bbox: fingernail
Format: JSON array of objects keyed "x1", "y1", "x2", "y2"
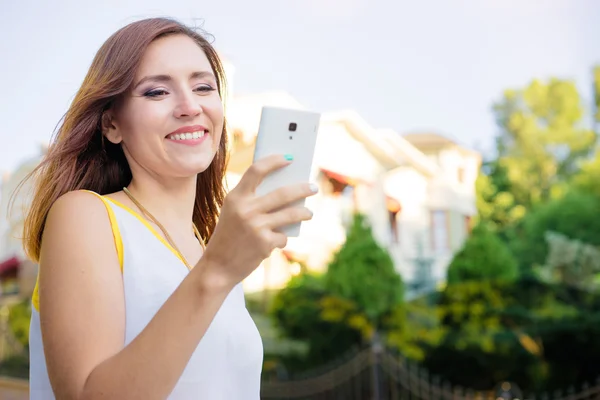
[
  {"x1": 309, "y1": 183, "x2": 319, "y2": 193},
  {"x1": 284, "y1": 154, "x2": 294, "y2": 161}
]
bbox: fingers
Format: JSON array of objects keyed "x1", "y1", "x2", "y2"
[
  {"x1": 264, "y1": 206, "x2": 314, "y2": 230},
  {"x1": 235, "y1": 155, "x2": 292, "y2": 194},
  {"x1": 269, "y1": 231, "x2": 288, "y2": 250},
  {"x1": 254, "y1": 182, "x2": 318, "y2": 214}
]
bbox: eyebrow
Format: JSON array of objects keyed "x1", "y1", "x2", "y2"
[{"x1": 133, "y1": 71, "x2": 216, "y2": 90}]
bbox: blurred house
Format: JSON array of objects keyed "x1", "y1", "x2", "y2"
[
  {"x1": 225, "y1": 93, "x2": 481, "y2": 297},
  {"x1": 388, "y1": 132, "x2": 481, "y2": 296}
]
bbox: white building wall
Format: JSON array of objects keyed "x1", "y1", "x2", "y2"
[{"x1": 0, "y1": 155, "x2": 42, "y2": 261}]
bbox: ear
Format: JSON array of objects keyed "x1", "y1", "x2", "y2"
[{"x1": 101, "y1": 111, "x2": 122, "y2": 144}]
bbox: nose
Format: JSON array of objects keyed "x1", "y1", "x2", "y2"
[{"x1": 174, "y1": 92, "x2": 202, "y2": 118}]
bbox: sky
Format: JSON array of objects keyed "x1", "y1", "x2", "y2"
[{"x1": 1, "y1": 0, "x2": 599, "y2": 174}]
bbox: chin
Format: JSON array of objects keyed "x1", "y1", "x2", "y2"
[{"x1": 180, "y1": 155, "x2": 217, "y2": 177}]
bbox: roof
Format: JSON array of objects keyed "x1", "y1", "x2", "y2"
[
  {"x1": 321, "y1": 110, "x2": 402, "y2": 171},
  {"x1": 403, "y1": 132, "x2": 456, "y2": 147},
  {"x1": 403, "y1": 132, "x2": 481, "y2": 161}
]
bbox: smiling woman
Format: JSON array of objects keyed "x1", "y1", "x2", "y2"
[{"x1": 17, "y1": 17, "x2": 317, "y2": 400}]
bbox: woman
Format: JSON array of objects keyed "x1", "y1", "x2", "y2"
[{"x1": 23, "y1": 17, "x2": 317, "y2": 399}]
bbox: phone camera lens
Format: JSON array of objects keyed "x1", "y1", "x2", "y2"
[{"x1": 288, "y1": 122, "x2": 297, "y2": 132}]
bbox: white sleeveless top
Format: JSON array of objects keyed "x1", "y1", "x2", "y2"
[{"x1": 28, "y1": 191, "x2": 264, "y2": 399}]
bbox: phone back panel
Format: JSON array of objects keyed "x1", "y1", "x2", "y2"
[{"x1": 252, "y1": 106, "x2": 321, "y2": 236}]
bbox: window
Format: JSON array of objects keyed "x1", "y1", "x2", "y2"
[
  {"x1": 431, "y1": 210, "x2": 449, "y2": 252},
  {"x1": 340, "y1": 185, "x2": 355, "y2": 213},
  {"x1": 321, "y1": 169, "x2": 357, "y2": 215},
  {"x1": 322, "y1": 171, "x2": 350, "y2": 196},
  {"x1": 387, "y1": 197, "x2": 401, "y2": 244}
]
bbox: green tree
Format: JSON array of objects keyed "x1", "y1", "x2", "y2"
[
  {"x1": 478, "y1": 78, "x2": 596, "y2": 235},
  {"x1": 325, "y1": 213, "x2": 404, "y2": 326},
  {"x1": 574, "y1": 66, "x2": 600, "y2": 196},
  {"x1": 447, "y1": 223, "x2": 518, "y2": 284},
  {"x1": 494, "y1": 78, "x2": 595, "y2": 203},
  {"x1": 475, "y1": 163, "x2": 526, "y2": 236},
  {"x1": 513, "y1": 191, "x2": 600, "y2": 272}
]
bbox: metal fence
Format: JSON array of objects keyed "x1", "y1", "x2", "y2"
[{"x1": 261, "y1": 345, "x2": 600, "y2": 400}]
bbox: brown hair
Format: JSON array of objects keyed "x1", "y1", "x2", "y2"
[{"x1": 20, "y1": 17, "x2": 229, "y2": 262}]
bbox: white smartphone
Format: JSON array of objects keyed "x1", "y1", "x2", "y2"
[{"x1": 252, "y1": 106, "x2": 321, "y2": 237}]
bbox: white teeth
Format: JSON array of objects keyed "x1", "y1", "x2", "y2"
[{"x1": 168, "y1": 131, "x2": 206, "y2": 140}]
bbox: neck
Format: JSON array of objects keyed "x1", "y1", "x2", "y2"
[{"x1": 126, "y1": 175, "x2": 197, "y2": 229}]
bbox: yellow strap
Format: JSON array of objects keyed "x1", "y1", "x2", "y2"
[
  {"x1": 32, "y1": 191, "x2": 124, "y2": 312},
  {"x1": 102, "y1": 197, "x2": 185, "y2": 265}
]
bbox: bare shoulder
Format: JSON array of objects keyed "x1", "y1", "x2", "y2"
[
  {"x1": 40, "y1": 188, "x2": 122, "y2": 291},
  {"x1": 46, "y1": 190, "x2": 112, "y2": 231},
  {"x1": 40, "y1": 189, "x2": 121, "y2": 278}
]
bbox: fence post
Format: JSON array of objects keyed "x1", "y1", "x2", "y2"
[
  {"x1": 371, "y1": 331, "x2": 383, "y2": 400},
  {"x1": 494, "y1": 382, "x2": 523, "y2": 400}
]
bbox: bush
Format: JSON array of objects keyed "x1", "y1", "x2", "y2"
[
  {"x1": 269, "y1": 272, "x2": 363, "y2": 372},
  {"x1": 513, "y1": 191, "x2": 600, "y2": 271},
  {"x1": 423, "y1": 275, "x2": 600, "y2": 393},
  {"x1": 8, "y1": 299, "x2": 31, "y2": 349},
  {"x1": 447, "y1": 223, "x2": 518, "y2": 284}
]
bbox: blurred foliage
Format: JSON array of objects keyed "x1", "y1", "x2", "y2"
[
  {"x1": 475, "y1": 161, "x2": 527, "y2": 238},
  {"x1": 269, "y1": 272, "x2": 363, "y2": 372},
  {"x1": 422, "y1": 275, "x2": 600, "y2": 392},
  {"x1": 8, "y1": 299, "x2": 31, "y2": 349},
  {"x1": 493, "y1": 78, "x2": 595, "y2": 202},
  {"x1": 0, "y1": 300, "x2": 31, "y2": 379},
  {"x1": 538, "y1": 231, "x2": 600, "y2": 290},
  {"x1": 512, "y1": 191, "x2": 600, "y2": 272},
  {"x1": 384, "y1": 294, "x2": 445, "y2": 361},
  {"x1": 0, "y1": 354, "x2": 29, "y2": 379},
  {"x1": 424, "y1": 279, "x2": 542, "y2": 390},
  {"x1": 447, "y1": 223, "x2": 518, "y2": 284},
  {"x1": 478, "y1": 77, "x2": 596, "y2": 239}
]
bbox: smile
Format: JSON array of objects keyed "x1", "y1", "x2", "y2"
[{"x1": 166, "y1": 130, "x2": 207, "y2": 141}]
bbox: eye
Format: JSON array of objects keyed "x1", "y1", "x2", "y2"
[
  {"x1": 144, "y1": 89, "x2": 169, "y2": 98},
  {"x1": 194, "y1": 84, "x2": 216, "y2": 93}
]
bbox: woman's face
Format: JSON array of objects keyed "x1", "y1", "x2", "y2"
[{"x1": 105, "y1": 34, "x2": 224, "y2": 179}]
